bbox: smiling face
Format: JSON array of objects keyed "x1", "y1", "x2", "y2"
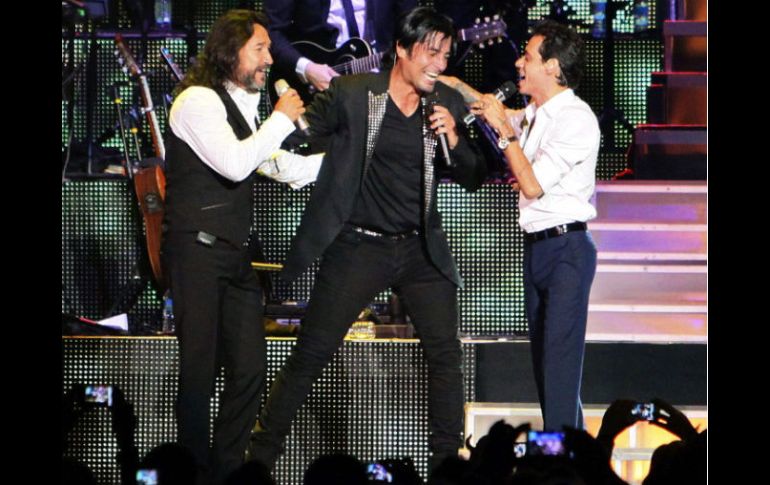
[
  {"x1": 233, "y1": 23, "x2": 272, "y2": 93},
  {"x1": 514, "y1": 34, "x2": 553, "y2": 106},
  {"x1": 395, "y1": 32, "x2": 452, "y2": 94}
]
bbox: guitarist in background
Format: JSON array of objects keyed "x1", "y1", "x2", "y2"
[
  {"x1": 264, "y1": 0, "x2": 416, "y2": 93},
  {"x1": 162, "y1": 9, "x2": 322, "y2": 484}
]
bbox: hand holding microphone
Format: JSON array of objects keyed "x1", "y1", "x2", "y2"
[
  {"x1": 465, "y1": 80, "x2": 517, "y2": 126},
  {"x1": 427, "y1": 92, "x2": 458, "y2": 168},
  {"x1": 470, "y1": 92, "x2": 515, "y2": 138},
  {"x1": 273, "y1": 79, "x2": 310, "y2": 135}
]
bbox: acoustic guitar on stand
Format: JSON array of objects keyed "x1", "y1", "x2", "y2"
[{"x1": 114, "y1": 34, "x2": 167, "y2": 288}]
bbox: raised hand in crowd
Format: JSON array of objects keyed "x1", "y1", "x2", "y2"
[
  {"x1": 596, "y1": 399, "x2": 642, "y2": 455},
  {"x1": 649, "y1": 397, "x2": 700, "y2": 442},
  {"x1": 564, "y1": 427, "x2": 629, "y2": 485}
]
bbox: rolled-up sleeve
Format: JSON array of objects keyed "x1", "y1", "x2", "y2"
[
  {"x1": 257, "y1": 151, "x2": 324, "y2": 189},
  {"x1": 169, "y1": 87, "x2": 296, "y2": 182},
  {"x1": 532, "y1": 109, "x2": 600, "y2": 194}
]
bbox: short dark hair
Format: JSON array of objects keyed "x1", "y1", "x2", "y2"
[
  {"x1": 532, "y1": 19, "x2": 585, "y2": 89},
  {"x1": 394, "y1": 6, "x2": 456, "y2": 57},
  {"x1": 177, "y1": 9, "x2": 268, "y2": 92}
]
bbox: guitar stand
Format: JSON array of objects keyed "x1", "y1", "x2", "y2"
[{"x1": 103, "y1": 86, "x2": 162, "y2": 332}]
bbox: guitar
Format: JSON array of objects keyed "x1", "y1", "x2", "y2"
[
  {"x1": 267, "y1": 17, "x2": 508, "y2": 106},
  {"x1": 160, "y1": 46, "x2": 185, "y2": 84},
  {"x1": 114, "y1": 34, "x2": 167, "y2": 288}
]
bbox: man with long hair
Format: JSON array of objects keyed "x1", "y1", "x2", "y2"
[{"x1": 162, "y1": 9, "x2": 321, "y2": 483}]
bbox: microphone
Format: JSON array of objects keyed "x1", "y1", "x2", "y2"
[
  {"x1": 463, "y1": 80, "x2": 518, "y2": 127},
  {"x1": 273, "y1": 79, "x2": 310, "y2": 135},
  {"x1": 493, "y1": 80, "x2": 517, "y2": 102},
  {"x1": 427, "y1": 92, "x2": 454, "y2": 168}
]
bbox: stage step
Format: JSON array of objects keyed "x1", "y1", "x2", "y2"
[
  {"x1": 465, "y1": 402, "x2": 708, "y2": 485},
  {"x1": 593, "y1": 180, "x2": 706, "y2": 223},
  {"x1": 680, "y1": 0, "x2": 707, "y2": 21},
  {"x1": 591, "y1": 265, "x2": 706, "y2": 303},
  {"x1": 663, "y1": 20, "x2": 706, "y2": 72},
  {"x1": 585, "y1": 309, "x2": 706, "y2": 342},
  {"x1": 587, "y1": 181, "x2": 707, "y2": 343},
  {"x1": 647, "y1": 72, "x2": 707, "y2": 124},
  {"x1": 631, "y1": 125, "x2": 706, "y2": 180},
  {"x1": 591, "y1": 223, "x2": 706, "y2": 255}
]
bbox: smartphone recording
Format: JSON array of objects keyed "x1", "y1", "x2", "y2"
[
  {"x1": 83, "y1": 385, "x2": 113, "y2": 407},
  {"x1": 526, "y1": 431, "x2": 567, "y2": 456}
]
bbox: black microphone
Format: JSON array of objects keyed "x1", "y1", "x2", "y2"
[
  {"x1": 463, "y1": 80, "x2": 518, "y2": 126},
  {"x1": 493, "y1": 80, "x2": 517, "y2": 102},
  {"x1": 427, "y1": 92, "x2": 454, "y2": 168},
  {"x1": 273, "y1": 79, "x2": 310, "y2": 135}
]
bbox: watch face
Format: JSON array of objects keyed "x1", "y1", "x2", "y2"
[{"x1": 498, "y1": 137, "x2": 510, "y2": 150}]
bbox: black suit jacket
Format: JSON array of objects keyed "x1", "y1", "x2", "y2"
[
  {"x1": 280, "y1": 71, "x2": 487, "y2": 287},
  {"x1": 264, "y1": 0, "x2": 417, "y2": 74}
]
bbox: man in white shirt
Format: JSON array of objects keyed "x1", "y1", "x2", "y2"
[
  {"x1": 473, "y1": 20, "x2": 600, "y2": 432},
  {"x1": 161, "y1": 9, "x2": 322, "y2": 484}
]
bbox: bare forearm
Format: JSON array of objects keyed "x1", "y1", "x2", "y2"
[
  {"x1": 502, "y1": 142, "x2": 543, "y2": 199},
  {"x1": 437, "y1": 75, "x2": 482, "y2": 104}
]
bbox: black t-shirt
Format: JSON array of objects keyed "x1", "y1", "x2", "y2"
[{"x1": 348, "y1": 96, "x2": 423, "y2": 233}]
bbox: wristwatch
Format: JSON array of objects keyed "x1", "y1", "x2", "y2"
[{"x1": 498, "y1": 133, "x2": 518, "y2": 150}]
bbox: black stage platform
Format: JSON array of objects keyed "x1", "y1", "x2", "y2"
[{"x1": 62, "y1": 336, "x2": 705, "y2": 484}]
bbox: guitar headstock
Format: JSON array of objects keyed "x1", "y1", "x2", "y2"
[
  {"x1": 114, "y1": 34, "x2": 143, "y2": 77},
  {"x1": 159, "y1": 47, "x2": 185, "y2": 83},
  {"x1": 459, "y1": 15, "x2": 508, "y2": 48}
]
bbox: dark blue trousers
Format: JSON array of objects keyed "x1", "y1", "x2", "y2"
[
  {"x1": 250, "y1": 227, "x2": 464, "y2": 467},
  {"x1": 523, "y1": 230, "x2": 597, "y2": 431}
]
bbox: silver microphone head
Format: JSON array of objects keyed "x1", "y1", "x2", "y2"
[{"x1": 274, "y1": 79, "x2": 290, "y2": 96}]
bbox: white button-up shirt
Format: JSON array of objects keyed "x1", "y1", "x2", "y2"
[
  {"x1": 169, "y1": 81, "x2": 322, "y2": 189},
  {"x1": 510, "y1": 89, "x2": 600, "y2": 233}
]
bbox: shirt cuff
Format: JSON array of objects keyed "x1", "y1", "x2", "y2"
[
  {"x1": 295, "y1": 57, "x2": 311, "y2": 83},
  {"x1": 257, "y1": 151, "x2": 323, "y2": 189}
]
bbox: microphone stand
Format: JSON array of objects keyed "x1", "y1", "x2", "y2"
[
  {"x1": 598, "y1": 0, "x2": 635, "y2": 150},
  {"x1": 104, "y1": 83, "x2": 155, "y2": 329},
  {"x1": 109, "y1": 85, "x2": 135, "y2": 177}
]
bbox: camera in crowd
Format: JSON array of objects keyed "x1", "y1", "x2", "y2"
[
  {"x1": 81, "y1": 384, "x2": 114, "y2": 407},
  {"x1": 631, "y1": 402, "x2": 656, "y2": 421},
  {"x1": 526, "y1": 430, "x2": 568, "y2": 457},
  {"x1": 136, "y1": 468, "x2": 158, "y2": 485},
  {"x1": 367, "y1": 462, "x2": 393, "y2": 483}
]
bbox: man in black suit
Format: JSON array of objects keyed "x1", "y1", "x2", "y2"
[
  {"x1": 248, "y1": 6, "x2": 487, "y2": 471},
  {"x1": 264, "y1": 0, "x2": 416, "y2": 92}
]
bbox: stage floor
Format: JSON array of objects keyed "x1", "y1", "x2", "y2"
[{"x1": 62, "y1": 336, "x2": 705, "y2": 484}]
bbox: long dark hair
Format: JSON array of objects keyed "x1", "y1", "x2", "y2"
[{"x1": 175, "y1": 9, "x2": 268, "y2": 94}]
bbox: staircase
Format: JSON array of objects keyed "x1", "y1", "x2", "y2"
[
  {"x1": 587, "y1": 180, "x2": 706, "y2": 343},
  {"x1": 631, "y1": 0, "x2": 707, "y2": 180}
]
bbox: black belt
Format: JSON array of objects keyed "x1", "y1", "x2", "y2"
[
  {"x1": 348, "y1": 224, "x2": 419, "y2": 241},
  {"x1": 523, "y1": 221, "x2": 587, "y2": 243}
]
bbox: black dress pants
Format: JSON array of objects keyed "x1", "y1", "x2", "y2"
[
  {"x1": 249, "y1": 227, "x2": 464, "y2": 468},
  {"x1": 163, "y1": 232, "x2": 267, "y2": 484}
]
